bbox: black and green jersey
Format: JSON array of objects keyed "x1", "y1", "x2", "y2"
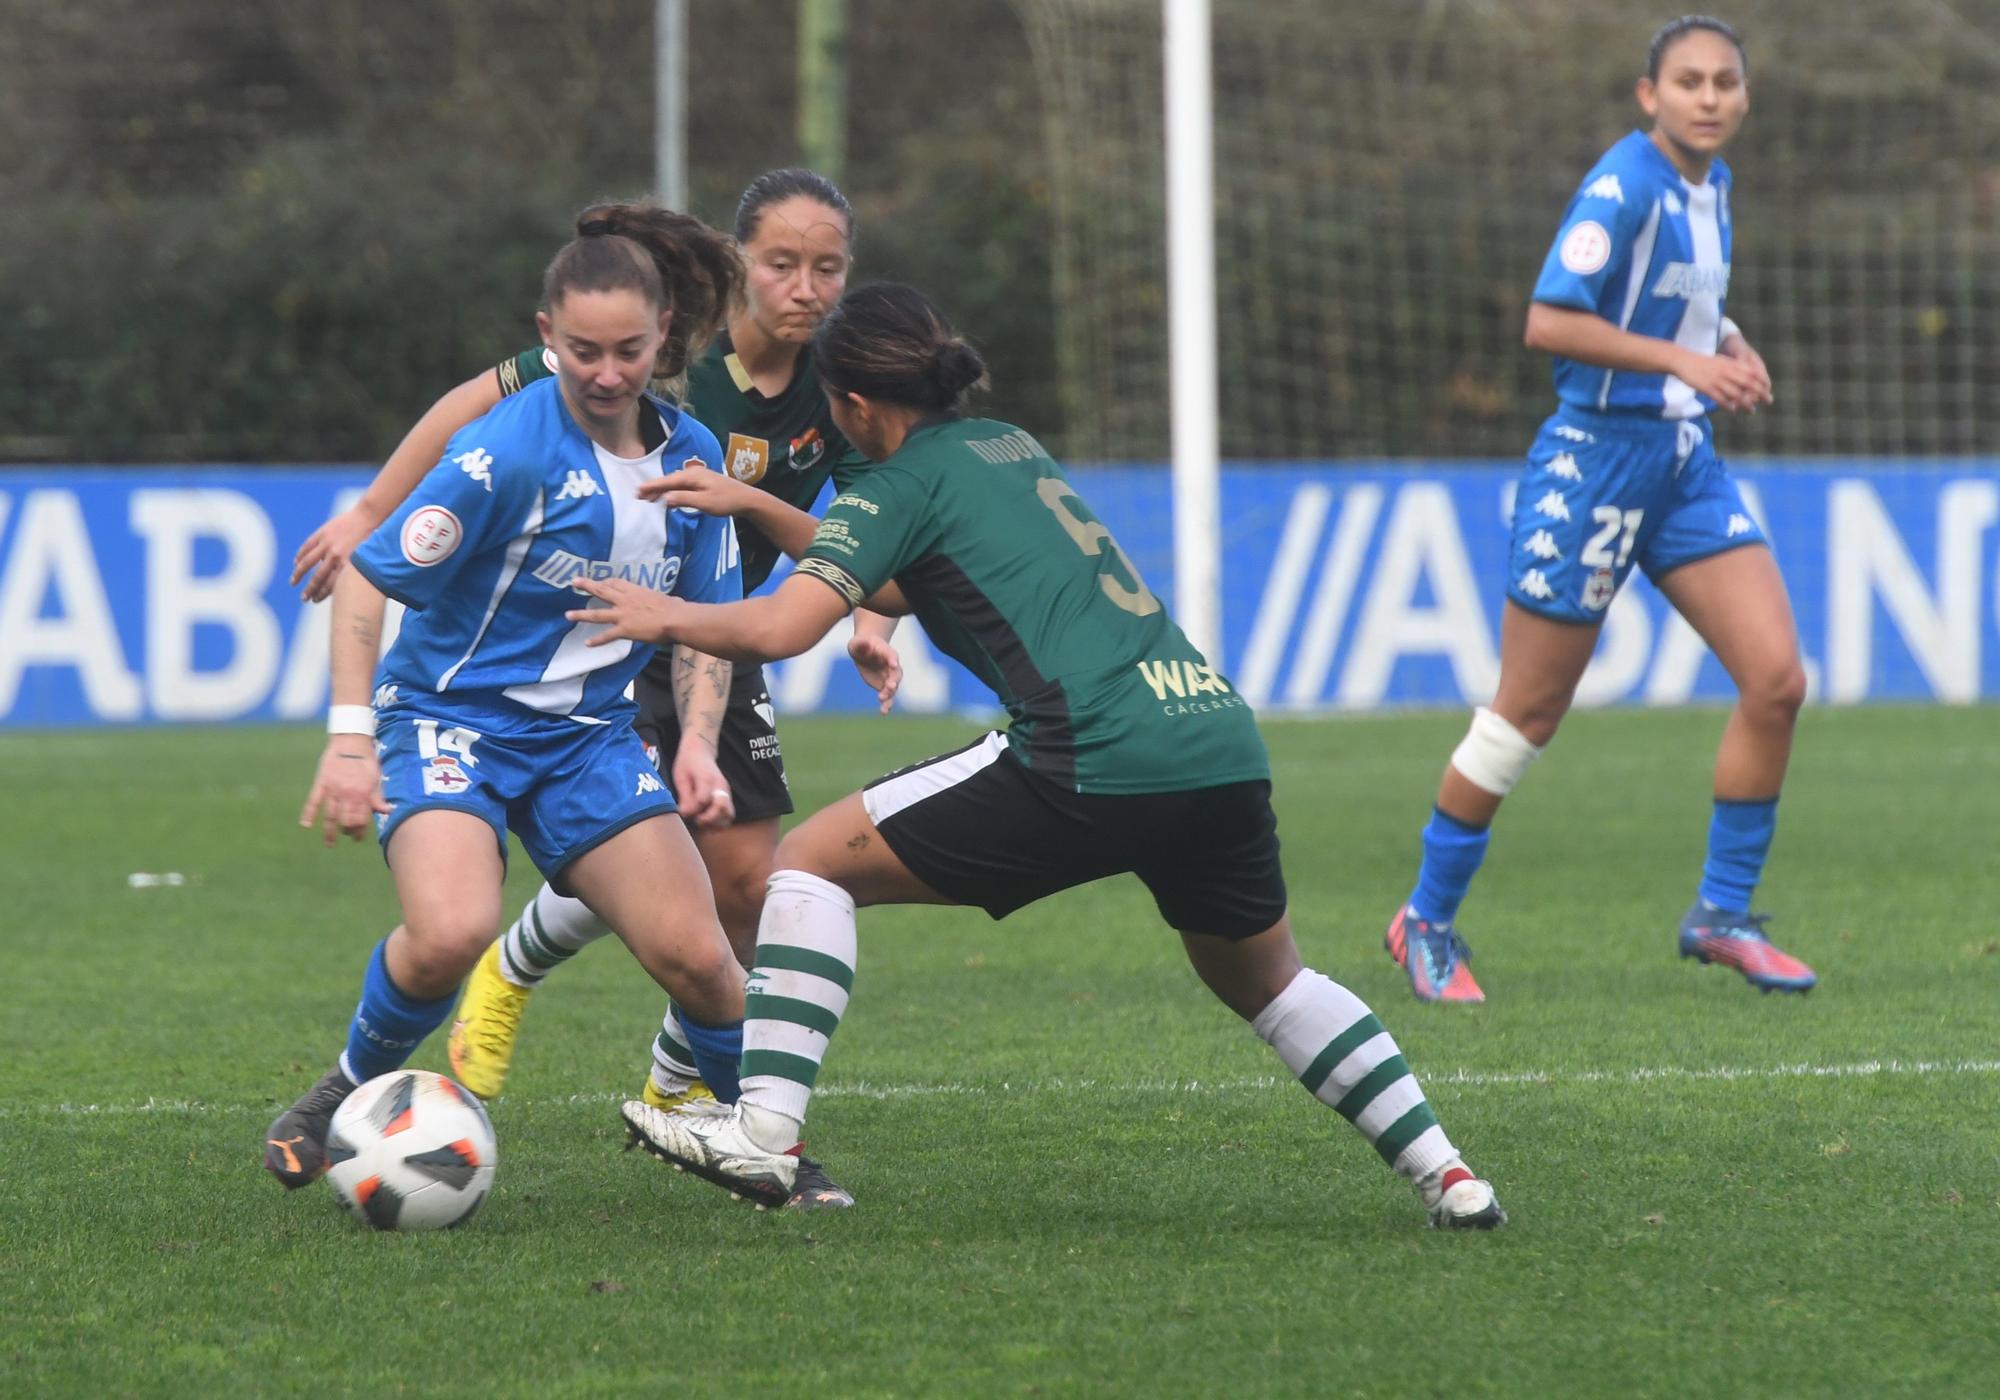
[
  {"x1": 496, "y1": 329, "x2": 864, "y2": 591},
  {"x1": 796, "y1": 418, "x2": 1269, "y2": 795}
]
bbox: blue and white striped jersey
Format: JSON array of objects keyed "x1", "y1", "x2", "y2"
[
  {"x1": 1532, "y1": 130, "x2": 1734, "y2": 421},
  {"x1": 352, "y1": 377, "x2": 741, "y2": 721}
]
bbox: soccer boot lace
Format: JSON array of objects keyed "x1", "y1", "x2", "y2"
[
  {"x1": 1386, "y1": 905, "x2": 1486, "y2": 1003},
  {"x1": 621, "y1": 1099, "x2": 798, "y2": 1209},
  {"x1": 1417, "y1": 1161, "x2": 1508, "y2": 1230},
  {"x1": 447, "y1": 941, "x2": 534, "y2": 1100},
  {"x1": 1678, "y1": 904, "x2": 1817, "y2": 993},
  {"x1": 262, "y1": 1066, "x2": 357, "y2": 1189},
  {"x1": 640, "y1": 1075, "x2": 721, "y2": 1113}
]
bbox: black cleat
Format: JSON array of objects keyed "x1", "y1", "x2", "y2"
[
  {"x1": 262, "y1": 1066, "x2": 357, "y2": 1189},
  {"x1": 787, "y1": 1155, "x2": 855, "y2": 1211}
]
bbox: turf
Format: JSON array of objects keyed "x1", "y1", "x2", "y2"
[{"x1": 3, "y1": 708, "x2": 1997, "y2": 1397}]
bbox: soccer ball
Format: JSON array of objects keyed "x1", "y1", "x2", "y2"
[{"x1": 325, "y1": 1070, "x2": 497, "y2": 1230}]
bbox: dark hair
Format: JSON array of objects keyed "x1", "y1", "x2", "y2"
[
  {"x1": 1646, "y1": 15, "x2": 1745, "y2": 79},
  {"x1": 813, "y1": 283, "x2": 988, "y2": 415},
  {"x1": 541, "y1": 202, "x2": 743, "y2": 379},
  {"x1": 733, "y1": 167, "x2": 856, "y2": 249}
]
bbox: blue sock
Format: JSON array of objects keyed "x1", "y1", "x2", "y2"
[
  {"x1": 676, "y1": 1007, "x2": 743, "y2": 1103},
  {"x1": 1698, "y1": 797, "x2": 1778, "y2": 913},
  {"x1": 1407, "y1": 807, "x2": 1491, "y2": 927},
  {"x1": 340, "y1": 939, "x2": 459, "y2": 1084}
]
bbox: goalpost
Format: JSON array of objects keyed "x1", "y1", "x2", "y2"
[{"x1": 1163, "y1": 0, "x2": 1223, "y2": 664}]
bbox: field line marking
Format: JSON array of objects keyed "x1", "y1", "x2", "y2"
[{"x1": 6, "y1": 1057, "x2": 1999, "y2": 1118}]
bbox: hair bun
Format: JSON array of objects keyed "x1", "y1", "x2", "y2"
[{"x1": 931, "y1": 339, "x2": 987, "y2": 398}]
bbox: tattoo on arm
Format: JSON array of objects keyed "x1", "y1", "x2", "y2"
[{"x1": 671, "y1": 644, "x2": 731, "y2": 749}]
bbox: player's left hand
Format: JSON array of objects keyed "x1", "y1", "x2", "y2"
[
  {"x1": 637, "y1": 465, "x2": 760, "y2": 517},
  {"x1": 567, "y1": 577, "x2": 682, "y2": 646},
  {"x1": 847, "y1": 633, "x2": 903, "y2": 715},
  {"x1": 671, "y1": 740, "x2": 735, "y2": 831},
  {"x1": 1716, "y1": 334, "x2": 1774, "y2": 406}
]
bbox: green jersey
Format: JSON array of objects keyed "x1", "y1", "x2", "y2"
[
  {"x1": 497, "y1": 330, "x2": 863, "y2": 591},
  {"x1": 796, "y1": 418, "x2": 1270, "y2": 794}
]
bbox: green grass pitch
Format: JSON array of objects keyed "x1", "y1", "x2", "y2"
[{"x1": 3, "y1": 707, "x2": 1997, "y2": 1396}]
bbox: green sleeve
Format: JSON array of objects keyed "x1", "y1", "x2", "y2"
[
  {"x1": 794, "y1": 470, "x2": 932, "y2": 608},
  {"x1": 493, "y1": 346, "x2": 555, "y2": 398}
]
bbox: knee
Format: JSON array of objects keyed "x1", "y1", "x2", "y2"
[
  {"x1": 393, "y1": 913, "x2": 495, "y2": 995},
  {"x1": 1742, "y1": 659, "x2": 1808, "y2": 728}
]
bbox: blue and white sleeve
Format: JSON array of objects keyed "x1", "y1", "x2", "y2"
[
  {"x1": 676, "y1": 513, "x2": 744, "y2": 606},
  {"x1": 1531, "y1": 166, "x2": 1648, "y2": 313},
  {"x1": 351, "y1": 431, "x2": 539, "y2": 611}
]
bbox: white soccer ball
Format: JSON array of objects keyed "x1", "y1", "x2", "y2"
[{"x1": 325, "y1": 1070, "x2": 497, "y2": 1231}]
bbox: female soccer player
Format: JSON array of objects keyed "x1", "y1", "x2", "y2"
[
  {"x1": 291, "y1": 174, "x2": 888, "y2": 1147},
  {"x1": 1383, "y1": 15, "x2": 1814, "y2": 1003},
  {"x1": 263, "y1": 219, "x2": 753, "y2": 1191},
  {"x1": 583, "y1": 283, "x2": 1506, "y2": 1229}
]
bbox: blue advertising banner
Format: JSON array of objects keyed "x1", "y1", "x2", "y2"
[{"x1": 1, "y1": 462, "x2": 1995, "y2": 727}]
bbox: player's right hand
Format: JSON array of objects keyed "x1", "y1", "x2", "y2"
[
  {"x1": 1676, "y1": 349, "x2": 1773, "y2": 414},
  {"x1": 300, "y1": 739, "x2": 391, "y2": 848},
  {"x1": 638, "y1": 465, "x2": 759, "y2": 517},
  {"x1": 293, "y1": 506, "x2": 379, "y2": 602}
]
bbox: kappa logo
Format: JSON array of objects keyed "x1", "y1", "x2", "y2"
[
  {"x1": 1518, "y1": 569, "x2": 1555, "y2": 601},
  {"x1": 1663, "y1": 189, "x2": 1683, "y2": 217},
  {"x1": 1534, "y1": 490, "x2": 1572, "y2": 523},
  {"x1": 555, "y1": 469, "x2": 600, "y2": 501},
  {"x1": 1524, "y1": 529, "x2": 1563, "y2": 561},
  {"x1": 1727, "y1": 513, "x2": 1754, "y2": 537},
  {"x1": 1581, "y1": 567, "x2": 1616, "y2": 612},
  {"x1": 1547, "y1": 452, "x2": 1584, "y2": 482},
  {"x1": 1583, "y1": 173, "x2": 1625, "y2": 204},
  {"x1": 455, "y1": 448, "x2": 493, "y2": 490},
  {"x1": 635, "y1": 770, "x2": 664, "y2": 796}
]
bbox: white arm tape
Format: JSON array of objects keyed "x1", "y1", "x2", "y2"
[
  {"x1": 327, "y1": 704, "x2": 376, "y2": 737},
  {"x1": 1718, "y1": 316, "x2": 1743, "y2": 345},
  {"x1": 1449, "y1": 706, "x2": 1541, "y2": 797}
]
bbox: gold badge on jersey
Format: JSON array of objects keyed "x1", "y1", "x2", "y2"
[{"x1": 726, "y1": 433, "x2": 770, "y2": 484}]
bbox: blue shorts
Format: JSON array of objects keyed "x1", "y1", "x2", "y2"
[
  {"x1": 1506, "y1": 407, "x2": 1767, "y2": 624},
  {"x1": 373, "y1": 692, "x2": 678, "y2": 889}
]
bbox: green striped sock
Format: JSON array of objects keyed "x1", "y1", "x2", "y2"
[
  {"x1": 739, "y1": 870, "x2": 856, "y2": 1128},
  {"x1": 1251, "y1": 968, "x2": 1457, "y2": 1179},
  {"x1": 498, "y1": 885, "x2": 609, "y2": 987}
]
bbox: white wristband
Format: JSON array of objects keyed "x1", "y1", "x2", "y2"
[
  {"x1": 1718, "y1": 316, "x2": 1742, "y2": 344},
  {"x1": 327, "y1": 704, "x2": 376, "y2": 737}
]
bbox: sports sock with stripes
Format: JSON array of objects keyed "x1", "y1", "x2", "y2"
[
  {"x1": 737, "y1": 869, "x2": 856, "y2": 1150},
  {"x1": 497, "y1": 884, "x2": 609, "y2": 987},
  {"x1": 1250, "y1": 967, "x2": 1458, "y2": 1181},
  {"x1": 649, "y1": 1003, "x2": 704, "y2": 1097}
]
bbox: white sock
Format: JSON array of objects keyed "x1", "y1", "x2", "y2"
[
  {"x1": 497, "y1": 884, "x2": 609, "y2": 987},
  {"x1": 737, "y1": 869, "x2": 857, "y2": 1136},
  {"x1": 1251, "y1": 968, "x2": 1458, "y2": 1180}
]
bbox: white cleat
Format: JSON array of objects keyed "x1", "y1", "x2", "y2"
[
  {"x1": 620, "y1": 1100, "x2": 798, "y2": 1209},
  {"x1": 1419, "y1": 1161, "x2": 1508, "y2": 1230}
]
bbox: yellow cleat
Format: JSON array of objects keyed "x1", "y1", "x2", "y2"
[
  {"x1": 640, "y1": 1076, "x2": 717, "y2": 1112},
  {"x1": 446, "y1": 942, "x2": 534, "y2": 1101}
]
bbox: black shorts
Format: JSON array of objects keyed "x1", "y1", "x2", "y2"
[
  {"x1": 863, "y1": 732, "x2": 1287, "y2": 940},
  {"x1": 632, "y1": 662, "x2": 795, "y2": 823}
]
